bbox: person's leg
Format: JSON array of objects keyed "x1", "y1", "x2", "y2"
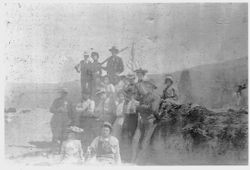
[
  {"x1": 81, "y1": 75, "x2": 88, "y2": 95},
  {"x1": 138, "y1": 122, "x2": 145, "y2": 150},
  {"x1": 130, "y1": 114, "x2": 138, "y2": 143}
]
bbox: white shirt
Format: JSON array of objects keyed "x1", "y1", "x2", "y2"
[
  {"x1": 76, "y1": 99, "x2": 95, "y2": 113},
  {"x1": 116, "y1": 101, "x2": 125, "y2": 117},
  {"x1": 105, "y1": 84, "x2": 115, "y2": 93}
]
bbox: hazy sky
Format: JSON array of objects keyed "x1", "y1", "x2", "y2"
[{"x1": 4, "y1": 3, "x2": 247, "y2": 83}]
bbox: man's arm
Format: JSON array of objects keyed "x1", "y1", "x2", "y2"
[
  {"x1": 74, "y1": 63, "x2": 81, "y2": 73},
  {"x1": 87, "y1": 100, "x2": 95, "y2": 115}
]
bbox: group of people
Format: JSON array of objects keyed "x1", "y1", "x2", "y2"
[
  {"x1": 74, "y1": 46, "x2": 124, "y2": 97},
  {"x1": 49, "y1": 46, "x2": 179, "y2": 165}
]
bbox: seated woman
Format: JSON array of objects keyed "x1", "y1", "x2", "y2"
[
  {"x1": 159, "y1": 75, "x2": 179, "y2": 115},
  {"x1": 86, "y1": 122, "x2": 121, "y2": 165},
  {"x1": 60, "y1": 131, "x2": 84, "y2": 164}
]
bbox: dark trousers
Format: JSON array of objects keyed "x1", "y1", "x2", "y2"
[
  {"x1": 79, "y1": 116, "x2": 102, "y2": 152},
  {"x1": 122, "y1": 114, "x2": 138, "y2": 143},
  {"x1": 81, "y1": 75, "x2": 93, "y2": 96}
]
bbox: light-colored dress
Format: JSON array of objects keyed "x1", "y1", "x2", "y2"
[{"x1": 60, "y1": 139, "x2": 83, "y2": 164}]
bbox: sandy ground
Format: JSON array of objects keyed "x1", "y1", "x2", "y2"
[
  {"x1": 4, "y1": 108, "x2": 248, "y2": 166},
  {"x1": 5, "y1": 108, "x2": 57, "y2": 165},
  {"x1": 5, "y1": 108, "x2": 135, "y2": 166}
]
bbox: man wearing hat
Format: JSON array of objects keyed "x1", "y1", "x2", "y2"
[
  {"x1": 102, "y1": 46, "x2": 124, "y2": 85},
  {"x1": 86, "y1": 122, "x2": 121, "y2": 164},
  {"x1": 75, "y1": 51, "x2": 92, "y2": 97},
  {"x1": 134, "y1": 68, "x2": 149, "y2": 102},
  {"x1": 50, "y1": 88, "x2": 73, "y2": 149}
]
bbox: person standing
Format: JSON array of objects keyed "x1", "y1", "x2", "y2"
[
  {"x1": 50, "y1": 88, "x2": 73, "y2": 148},
  {"x1": 90, "y1": 51, "x2": 102, "y2": 97},
  {"x1": 112, "y1": 91, "x2": 126, "y2": 141},
  {"x1": 75, "y1": 51, "x2": 92, "y2": 97},
  {"x1": 75, "y1": 92, "x2": 96, "y2": 152},
  {"x1": 86, "y1": 122, "x2": 121, "y2": 165},
  {"x1": 102, "y1": 46, "x2": 124, "y2": 85},
  {"x1": 134, "y1": 68, "x2": 149, "y2": 101}
]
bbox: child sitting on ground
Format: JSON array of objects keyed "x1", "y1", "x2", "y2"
[{"x1": 60, "y1": 131, "x2": 84, "y2": 164}]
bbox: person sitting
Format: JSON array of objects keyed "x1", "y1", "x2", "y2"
[
  {"x1": 60, "y1": 131, "x2": 84, "y2": 164},
  {"x1": 86, "y1": 122, "x2": 121, "y2": 165},
  {"x1": 159, "y1": 75, "x2": 179, "y2": 116},
  {"x1": 75, "y1": 92, "x2": 96, "y2": 152}
]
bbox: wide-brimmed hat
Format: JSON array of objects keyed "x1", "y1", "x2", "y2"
[
  {"x1": 144, "y1": 79, "x2": 157, "y2": 89},
  {"x1": 134, "y1": 68, "x2": 148, "y2": 75},
  {"x1": 57, "y1": 88, "x2": 68, "y2": 94},
  {"x1": 109, "y1": 46, "x2": 119, "y2": 53},
  {"x1": 68, "y1": 126, "x2": 84, "y2": 133},
  {"x1": 102, "y1": 121, "x2": 112, "y2": 131},
  {"x1": 83, "y1": 51, "x2": 89, "y2": 56},
  {"x1": 96, "y1": 89, "x2": 106, "y2": 95},
  {"x1": 91, "y1": 51, "x2": 99, "y2": 58},
  {"x1": 164, "y1": 75, "x2": 173, "y2": 84},
  {"x1": 126, "y1": 74, "x2": 136, "y2": 80}
]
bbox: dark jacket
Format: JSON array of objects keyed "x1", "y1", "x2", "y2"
[{"x1": 105, "y1": 56, "x2": 124, "y2": 75}]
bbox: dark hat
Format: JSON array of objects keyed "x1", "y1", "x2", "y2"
[
  {"x1": 134, "y1": 68, "x2": 148, "y2": 75},
  {"x1": 109, "y1": 46, "x2": 119, "y2": 53},
  {"x1": 91, "y1": 51, "x2": 99, "y2": 58},
  {"x1": 102, "y1": 121, "x2": 112, "y2": 131},
  {"x1": 144, "y1": 79, "x2": 157, "y2": 89},
  {"x1": 164, "y1": 75, "x2": 173, "y2": 84}
]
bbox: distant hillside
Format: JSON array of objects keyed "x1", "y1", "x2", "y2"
[
  {"x1": 148, "y1": 57, "x2": 248, "y2": 109},
  {"x1": 5, "y1": 57, "x2": 248, "y2": 110}
]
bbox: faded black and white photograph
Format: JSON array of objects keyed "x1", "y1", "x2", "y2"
[{"x1": 3, "y1": 2, "x2": 248, "y2": 166}]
